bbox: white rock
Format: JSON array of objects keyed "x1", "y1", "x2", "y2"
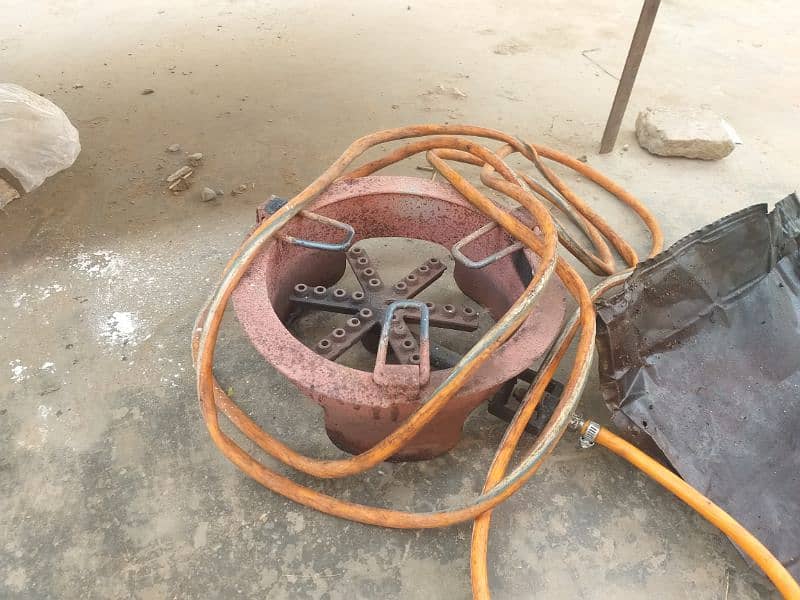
[
  {"x1": 635, "y1": 108, "x2": 735, "y2": 160},
  {"x1": 167, "y1": 143, "x2": 181, "y2": 152}
]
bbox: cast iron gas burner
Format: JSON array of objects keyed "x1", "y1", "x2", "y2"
[{"x1": 232, "y1": 176, "x2": 567, "y2": 460}]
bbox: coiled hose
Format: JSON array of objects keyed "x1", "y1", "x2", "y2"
[{"x1": 192, "y1": 125, "x2": 800, "y2": 599}]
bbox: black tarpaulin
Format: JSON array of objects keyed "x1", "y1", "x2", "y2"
[{"x1": 596, "y1": 193, "x2": 800, "y2": 578}]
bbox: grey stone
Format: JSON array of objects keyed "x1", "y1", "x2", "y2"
[
  {"x1": 165, "y1": 165, "x2": 192, "y2": 183},
  {"x1": 166, "y1": 143, "x2": 181, "y2": 152},
  {"x1": 200, "y1": 186, "x2": 217, "y2": 201},
  {"x1": 168, "y1": 178, "x2": 190, "y2": 192},
  {"x1": 187, "y1": 152, "x2": 203, "y2": 166},
  {"x1": 635, "y1": 107, "x2": 735, "y2": 160}
]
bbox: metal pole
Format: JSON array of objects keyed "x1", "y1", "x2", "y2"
[{"x1": 599, "y1": 0, "x2": 661, "y2": 154}]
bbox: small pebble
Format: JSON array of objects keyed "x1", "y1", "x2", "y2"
[
  {"x1": 141, "y1": 88, "x2": 155, "y2": 95},
  {"x1": 169, "y1": 179, "x2": 190, "y2": 192},
  {"x1": 187, "y1": 152, "x2": 203, "y2": 165},
  {"x1": 577, "y1": 155, "x2": 588, "y2": 163},
  {"x1": 232, "y1": 183, "x2": 248, "y2": 196},
  {"x1": 167, "y1": 143, "x2": 181, "y2": 152},
  {"x1": 200, "y1": 187, "x2": 217, "y2": 202},
  {"x1": 622, "y1": 144, "x2": 629, "y2": 151},
  {"x1": 73, "y1": 83, "x2": 84, "y2": 89},
  {"x1": 166, "y1": 165, "x2": 192, "y2": 183}
]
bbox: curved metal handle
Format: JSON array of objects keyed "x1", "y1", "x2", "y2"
[
  {"x1": 373, "y1": 300, "x2": 430, "y2": 389},
  {"x1": 283, "y1": 210, "x2": 355, "y2": 252},
  {"x1": 261, "y1": 195, "x2": 355, "y2": 252},
  {"x1": 451, "y1": 221, "x2": 524, "y2": 269}
]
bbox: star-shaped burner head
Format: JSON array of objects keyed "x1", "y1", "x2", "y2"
[{"x1": 290, "y1": 245, "x2": 480, "y2": 365}]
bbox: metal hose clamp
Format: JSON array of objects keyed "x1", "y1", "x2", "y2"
[{"x1": 579, "y1": 420, "x2": 601, "y2": 449}]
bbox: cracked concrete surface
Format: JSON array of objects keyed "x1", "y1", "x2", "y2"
[{"x1": 1, "y1": 0, "x2": 797, "y2": 598}]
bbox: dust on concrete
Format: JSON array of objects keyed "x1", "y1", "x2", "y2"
[{"x1": 1, "y1": 0, "x2": 795, "y2": 598}]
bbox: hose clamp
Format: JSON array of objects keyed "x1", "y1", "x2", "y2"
[{"x1": 579, "y1": 421, "x2": 601, "y2": 449}]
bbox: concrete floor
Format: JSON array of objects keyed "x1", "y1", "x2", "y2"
[{"x1": 1, "y1": 0, "x2": 797, "y2": 598}]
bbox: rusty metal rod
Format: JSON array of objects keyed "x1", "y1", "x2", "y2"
[{"x1": 599, "y1": 0, "x2": 662, "y2": 154}]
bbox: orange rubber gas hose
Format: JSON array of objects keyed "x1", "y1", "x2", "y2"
[
  {"x1": 412, "y1": 146, "x2": 617, "y2": 275},
  {"x1": 469, "y1": 272, "x2": 633, "y2": 599}
]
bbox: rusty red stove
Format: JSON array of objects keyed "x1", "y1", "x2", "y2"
[{"x1": 232, "y1": 176, "x2": 566, "y2": 460}]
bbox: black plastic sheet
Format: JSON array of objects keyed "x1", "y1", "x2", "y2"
[{"x1": 596, "y1": 194, "x2": 800, "y2": 578}]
